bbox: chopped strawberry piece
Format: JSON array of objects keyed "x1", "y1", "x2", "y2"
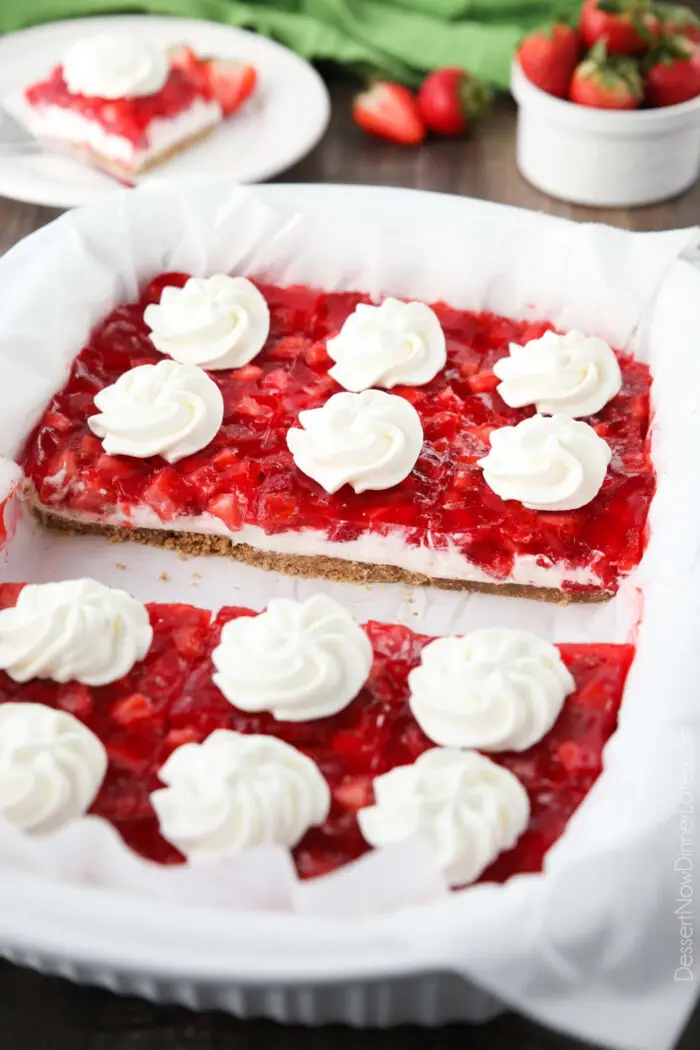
[
  {"x1": 261, "y1": 368, "x2": 292, "y2": 392},
  {"x1": 269, "y1": 336, "x2": 307, "y2": 361},
  {"x1": 57, "y1": 683, "x2": 93, "y2": 719},
  {"x1": 111, "y1": 693, "x2": 156, "y2": 727},
  {"x1": 333, "y1": 777, "x2": 375, "y2": 812},
  {"x1": 105, "y1": 734, "x2": 156, "y2": 774},
  {"x1": 143, "y1": 469, "x2": 192, "y2": 522},
  {"x1": 236, "y1": 395, "x2": 274, "y2": 420},
  {"x1": 165, "y1": 726, "x2": 203, "y2": 751},
  {"x1": 468, "y1": 371, "x2": 500, "y2": 393},
  {"x1": 257, "y1": 491, "x2": 299, "y2": 524},
  {"x1": 233, "y1": 364, "x2": 264, "y2": 382},
  {"x1": 171, "y1": 625, "x2": 207, "y2": 660},
  {"x1": 63, "y1": 475, "x2": 115, "y2": 513},
  {"x1": 212, "y1": 448, "x2": 240, "y2": 470},
  {"x1": 143, "y1": 272, "x2": 190, "y2": 305},
  {"x1": 78, "y1": 434, "x2": 103, "y2": 460},
  {"x1": 207, "y1": 492, "x2": 246, "y2": 531},
  {"x1": 45, "y1": 449, "x2": 79, "y2": 482},
  {"x1": 305, "y1": 342, "x2": 332, "y2": 369},
  {"x1": 0, "y1": 583, "x2": 24, "y2": 610},
  {"x1": 556, "y1": 740, "x2": 598, "y2": 776},
  {"x1": 44, "y1": 410, "x2": 73, "y2": 433},
  {"x1": 95, "y1": 453, "x2": 140, "y2": 479}
]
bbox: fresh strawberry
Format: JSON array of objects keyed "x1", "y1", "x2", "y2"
[
  {"x1": 579, "y1": 0, "x2": 658, "y2": 54},
  {"x1": 645, "y1": 33, "x2": 700, "y2": 104},
  {"x1": 570, "y1": 43, "x2": 644, "y2": 107},
  {"x1": 655, "y1": 3, "x2": 700, "y2": 44},
  {"x1": 517, "y1": 23, "x2": 582, "y2": 98},
  {"x1": 168, "y1": 47, "x2": 258, "y2": 112},
  {"x1": 417, "y1": 67, "x2": 491, "y2": 135},
  {"x1": 352, "y1": 81, "x2": 426, "y2": 145},
  {"x1": 204, "y1": 59, "x2": 257, "y2": 116}
]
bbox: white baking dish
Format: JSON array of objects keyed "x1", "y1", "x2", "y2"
[
  {"x1": 0, "y1": 182, "x2": 698, "y2": 1050},
  {"x1": 511, "y1": 60, "x2": 700, "y2": 207}
]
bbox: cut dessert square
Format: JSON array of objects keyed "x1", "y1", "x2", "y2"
[
  {"x1": 0, "y1": 583, "x2": 211, "y2": 863},
  {"x1": 21, "y1": 272, "x2": 655, "y2": 602},
  {"x1": 23, "y1": 35, "x2": 224, "y2": 182},
  {"x1": 0, "y1": 583, "x2": 634, "y2": 884}
]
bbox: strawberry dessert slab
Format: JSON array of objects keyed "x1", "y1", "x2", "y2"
[
  {"x1": 23, "y1": 33, "x2": 256, "y2": 182},
  {"x1": 0, "y1": 180, "x2": 698, "y2": 1047},
  {"x1": 0, "y1": 582, "x2": 634, "y2": 888},
  {"x1": 21, "y1": 271, "x2": 654, "y2": 604}
]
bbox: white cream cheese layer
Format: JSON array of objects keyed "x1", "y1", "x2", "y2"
[
  {"x1": 25, "y1": 97, "x2": 221, "y2": 169},
  {"x1": 35, "y1": 501, "x2": 603, "y2": 590}
]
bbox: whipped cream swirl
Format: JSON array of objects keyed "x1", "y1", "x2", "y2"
[
  {"x1": 0, "y1": 703, "x2": 107, "y2": 833},
  {"x1": 151, "y1": 730, "x2": 331, "y2": 861},
  {"x1": 327, "y1": 298, "x2": 447, "y2": 392},
  {"x1": 494, "y1": 330, "x2": 622, "y2": 418},
  {"x1": 62, "y1": 33, "x2": 169, "y2": 99},
  {"x1": 478, "y1": 414, "x2": 611, "y2": 511},
  {"x1": 358, "y1": 748, "x2": 530, "y2": 887},
  {"x1": 408, "y1": 629, "x2": 575, "y2": 752},
  {"x1": 212, "y1": 596, "x2": 373, "y2": 722},
  {"x1": 0, "y1": 579, "x2": 153, "y2": 686},
  {"x1": 88, "y1": 359, "x2": 223, "y2": 464},
  {"x1": 287, "y1": 389, "x2": 423, "y2": 494},
  {"x1": 144, "y1": 276, "x2": 270, "y2": 370}
]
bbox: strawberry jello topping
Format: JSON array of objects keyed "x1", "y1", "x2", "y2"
[
  {"x1": 25, "y1": 67, "x2": 209, "y2": 147},
  {"x1": 21, "y1": 274, "x2": 655, "y2": 595},
  {"x1": 0, "y1": 583, "x2": 634, "y2": 884}
]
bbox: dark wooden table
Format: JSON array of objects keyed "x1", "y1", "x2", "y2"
[{"x1": 0, "y1": 82, "x2": 698, "y2": 1050}]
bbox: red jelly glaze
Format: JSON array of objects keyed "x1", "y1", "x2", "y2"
[
  {"x1": 21, "y1": 275, "x2": 655, "y2": 594},
  {"x1": 25, "y1": 68, "x2": 208, "y2": 147},
  {"x1": 0, "y1": 585, "x2": 634, "y2": 882}
]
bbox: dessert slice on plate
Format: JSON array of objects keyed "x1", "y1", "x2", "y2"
[
  {"x1": 0, "y1": 584, "x2": 634, "y2": 886},
  {"x1": 20, "y1": 273, "x2": 655, "y2": 602},
  {"x1": 23, "y1": 34, "x2": 256, "y2": 182}
]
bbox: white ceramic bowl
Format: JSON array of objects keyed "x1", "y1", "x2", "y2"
[{"x1": 511, "y1": 59, "x2": 700, "y2": 207}]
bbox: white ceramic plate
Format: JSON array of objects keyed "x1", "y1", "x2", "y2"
[{"x1": 0, "y1": 15, "x2": 330, "y2": 209}]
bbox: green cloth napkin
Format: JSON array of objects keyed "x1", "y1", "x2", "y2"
[{"x1": 0, "y1": 0, "x2": 582, "y2": 89}]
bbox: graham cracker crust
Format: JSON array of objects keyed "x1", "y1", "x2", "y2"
[
  {"x1": 60, "y1": 124, "x2": 218, "y2": 184},
  {"x1": 34, "y1": 508, "x2": 612, "y2": 606}
]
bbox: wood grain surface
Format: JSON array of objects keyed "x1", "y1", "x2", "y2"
[{"x1": 0, "y1": 77, "x2": 698, "y2": 1050}]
